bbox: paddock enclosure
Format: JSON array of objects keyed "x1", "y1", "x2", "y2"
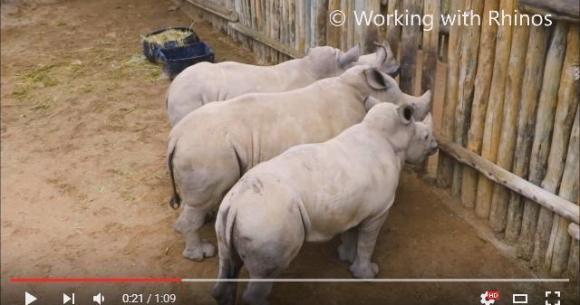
[
  {"x1": 179, "y1": 0, "x2": 580, "y2": 278},
  {"x1": 0, "y1": 0, "x2": 579, "y2": 304}
]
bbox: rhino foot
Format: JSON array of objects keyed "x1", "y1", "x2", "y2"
[
  {"x1": 349, "y1": 262, "x2": 379, "y2": 279},
  {"x1": 183, "y1": 240, "x2": 216, "y2": 261}
]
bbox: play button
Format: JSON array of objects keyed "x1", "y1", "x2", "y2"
[{"x1": 24, "y1": 292, "x2": 37, "y2": 305}]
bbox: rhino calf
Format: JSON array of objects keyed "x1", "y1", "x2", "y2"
[
  {"x1": 167, "y1": 65, "x2": 431, "y2": 261},
  {"x1": 166, "y1": 43, "x2": 398, "y2": 126},
  {"x1": 212, "y1": 101, "x2": 437, "y2": 305}
]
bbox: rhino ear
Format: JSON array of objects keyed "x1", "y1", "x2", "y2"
[
  {"x1": 374, "y1": 42, "x2": 400, "y2": 77},
  {"x1": 373, "y1": 42, "x2": 388, "y2": 66},
  {"x1": 338, "y1": 45, "x2": 360, "y2": 68},
  {"x1": 423, "y1": 113, "x2": 433, "y2": 128},
  {"x1": 397, "y1": 104, "x2": 414, "y2": 125},
  {"x1": 364, "y1": 68, "x2": 390, "y2": 90},
  {"x1": 364, "y1": 96, "x2": 381, "y2": 111}
]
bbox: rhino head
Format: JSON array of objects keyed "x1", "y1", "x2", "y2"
[
  {"x1": 363, "y1": 100, "x2": 438, "y2": 164},
  {"x1": 405, "y1": 112, "x2": 438, "y2": 163}
]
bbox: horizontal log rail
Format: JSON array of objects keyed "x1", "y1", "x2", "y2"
[
  {"x1": 569, "y1": 223, "x2": 580, "y2": 240},
  {"x1": 228, "y1": 22, "x2": 304, "y2": 59},
  {"x1": 519, "y1": 0, "x2": 579, "y2": 23},
  {"x1": 182, "y1": 0, "x2": 304, "y2": 59},
  {"x1": 436, "y1": 135, "x2": 579, "y2": 226},
  {"x1": 185, "y1": 0, "x2": 239, "y2": 22}
]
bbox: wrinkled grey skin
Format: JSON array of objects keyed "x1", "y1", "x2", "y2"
[
  {"x1": 212, "y1": 102, "x2": 437, "y2": 305},
  {"x1": 167, "y1": 65, "x2": 431, "y2": 262},
  {"x1": 166, "y1": 43, "x2": 399, "y2": 126}
]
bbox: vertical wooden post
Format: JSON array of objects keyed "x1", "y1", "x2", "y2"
[
  {"x1": 354, "y1": 0, "x2": 364, "y2": 51},
  {"x1": 289, "y1": 0, "x2": 296, "y2": 50},
  {"x1": 419, "y1": 0, "x2": 440, "y2": 174},
  {"x1": 421, "y1": 0, "x2": 439, "y2": 92},
  {"x1": 347, "y1": 0, "x2": 355, "y2": 48},
  {"x1": 518, "y1": 23, "x2": 566, "y2": 260},
  {"x1": 568, "y1": 235, "x2": 580, "y2": 280},
  {"x1": 305, "y1": 0, "x2": 312, "y2": 52},
  {"x1": 541, "y1": 26, "x2": 579, "y2": 273},
  {"x1": 295, "y1": 0, "x2": 304, "y2": 52},
  {"x1": 490, "y1": 23, "x2": 530, "y2": 235},
  {"x1": 363, "y1": 0, "x2": 381, "y2": 53},
  {"x1": 437, "y1": 0, "x2": 462, "y2": 188},
  {"x1": 399, "y1": 0, "x2": 421, "y2": 94},
  {"x1": 327, "y1": 0, "x2": 341, "y2": 48},
  {"x1": 315, "y1": 0, "x2": 328, "y2": 47},
  {"x1": 453, "y1": 0, "x2": 484, "y2": 199},
  {"x1": 504, "y1": 25, "x2": 550, "y2": 244},
  {"x1": 376, "y1": 0, "x2": 388, "y2": 46},
  {"x1": 272, "y1": 0, "x2": 281, "y2": 62},
  {"x1": 549, "y1": 108, "x2": 579, "y2": 276},
  {"x1": 386, "y1": 0, "x2": 401, "y2": 58},
  {"x1": 281, "y1": 2, "x2": 288, "y2": 60},
  {"x1": 340, "y1": 0, "x2": 348, "y2": 50},
  {"x1": 263, "y1": 0, "x2": 270, "y2": 61},
  {"x1": 462, "y1": 0, "x2": 500, "y2": 211},
  {"x1": 475, "y1": 0, "x2": 515, "y2": 220},
  {"x1": 531, "y1": 24, "x2": 572, "y2": 269}
]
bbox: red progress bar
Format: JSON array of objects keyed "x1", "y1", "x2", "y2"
[{"x1": 11, "y1": 278, "x2": 182, "y2": 283}]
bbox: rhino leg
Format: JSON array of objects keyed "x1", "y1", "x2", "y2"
[
  {"x1": 338, "y1": 227, "x2": 358, "y2": 263},
  {"x1": 236, "y1": 203, "x2": 305, "y2": 305},
  {"x1": 242, "y1": 281, "x2": 273, "y2": 305},
  {"x1": 175, "y1": 204, "x2": 216, "y2": 261},
  {"x1": 349, "y1": 211, "x2": 389, "y2": 279},
  {"x1": 240, "y1": 229, "x2": 301, "y2": 305},
  {"x1": 172, "y1": 147, "x2": 242, "y2": 261},
  {"x1": 212, "y1": 250, "x2": 242, "y2": 305}
]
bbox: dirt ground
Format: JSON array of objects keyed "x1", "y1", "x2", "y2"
[{"x1": 1, "y1": 1, "x2": 578, "y2": 305}]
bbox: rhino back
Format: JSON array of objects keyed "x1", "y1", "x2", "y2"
[
  {"x1": 243, "y1": 84, "x2": 367, "y2": 168},
  {"x1": 171, "y1": 60, "x2": 313, "y2": 104},
  {"x1": 249, "y1": 125, "x2": 401, "y2": 241},
  {"x1": 172, "y1": 81, "x2": 367, "y2": 175}
]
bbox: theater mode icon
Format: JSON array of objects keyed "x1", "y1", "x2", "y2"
[{"x1": 512, "y1": 293, "x2": 528, "y2": 304}]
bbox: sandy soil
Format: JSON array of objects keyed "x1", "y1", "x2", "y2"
[{"x1": 1, "y1": 1, "x2": 578, "y2": 305}]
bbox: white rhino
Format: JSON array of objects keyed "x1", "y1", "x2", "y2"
[
  {"x1": 168, "y1": 65, "x2": 432, "y2": 261},
  {"x1": 212, "y1": 101, "x2": 437, "y2": 305},
  {"x1": 166, "y1": 43, "x2": 399, "y2": 126}
]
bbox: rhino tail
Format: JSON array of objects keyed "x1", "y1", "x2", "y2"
[
  {"x1": 212, "y1": 203, "x2": 242, "y2": 305},
  {"x1": 167, "y1": 139, "x2": 181, "y2": 209}
]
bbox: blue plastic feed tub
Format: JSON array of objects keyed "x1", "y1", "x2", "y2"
[
  {"x1": 159, "y1": 42, "x2": 215, "y2": 80},
  {"x1": 142, "y1": 27, "x2": 200, "y2": 63}
]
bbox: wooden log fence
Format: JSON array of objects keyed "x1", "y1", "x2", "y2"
[
  {"x1": 489, "y1": 23, "x2": 529, "y2": 237},
  {"x1": 465, "y1": 0, "x2": 499, "y2": 216},
  {"x1": 175, "y1": 0, "x2": 580, "y2": 278}
]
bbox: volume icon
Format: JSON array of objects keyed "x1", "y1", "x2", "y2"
[
  {"x1": 92, "y1": 293, "x2": 105, "y2": 305},
  {"x1": 63, "y1": 293, "x2": 75, "y2": 304}
]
